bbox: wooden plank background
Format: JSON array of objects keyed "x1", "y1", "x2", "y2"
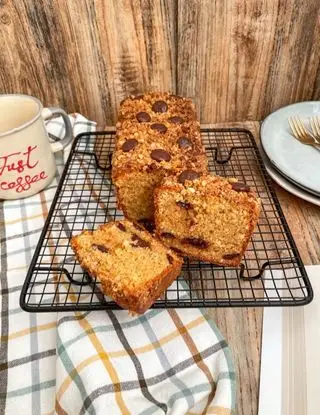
[{"x1": 0, "y1": 0, "x2": 319, "y2": 125}]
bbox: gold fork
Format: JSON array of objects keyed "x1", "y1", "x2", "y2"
[
  {"x1": 288, "y1": 116, "x2": 320, "y2": 147},
  {"x1": 310, "y1": 115, "x2": 320, "y2": 143}
]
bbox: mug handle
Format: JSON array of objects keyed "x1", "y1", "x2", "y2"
[{"x1": 41, "y1": 107, "x2": 73, "y2": 153}]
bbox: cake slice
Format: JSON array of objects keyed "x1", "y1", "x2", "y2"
[
  {"x1": 71, "y1": 219, "x2": 183, "y2": 313},
  {"x1": 154, "y1": 173, "x2": 261, "y2": 267}
]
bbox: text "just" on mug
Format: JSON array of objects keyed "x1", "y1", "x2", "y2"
[{"x1": 0, "y1": 94, "x2": 72, "y2": 199}]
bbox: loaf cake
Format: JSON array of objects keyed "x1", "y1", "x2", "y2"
[
  {"x1": 112, "y1": 92, "x2": 208, "y2": 227},
  {"x1": 154, "y1": 174, "x2": 261, "y2": 267},
  {"x1": 71, "y1": 219, "x2": 183, "y2": 313}
]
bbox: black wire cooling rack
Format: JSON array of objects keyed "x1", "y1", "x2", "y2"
[{"x1": 20, "y1": 128, "x2": 313, "y2": 312}]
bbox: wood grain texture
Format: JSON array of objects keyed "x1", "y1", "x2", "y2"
[
  {"x1": 273, "y1": 183, "x2": 320, "y2": 265},
  {"x1": 1, "y1": 1, "x2": 320, "y2": 126},
  {"x1": 177, "y1": 0, "x2": 320, "y2": 122},
  {"x1": 0, "y1": 0, "x2": 176, "y2": 125},
  {"x1": 205, "y1": 121, "x2": 320, "y2": 415}
]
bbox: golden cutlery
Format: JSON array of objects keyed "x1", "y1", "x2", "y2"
[
  {"x1": 310, "y1": 115, "x2": 320, "y2": 142},
  {"x1": 288, "y1": 116, "x2": 320, "y2": 147}
]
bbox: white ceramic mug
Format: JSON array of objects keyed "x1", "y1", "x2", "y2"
[{"x1": 0, "y1": 94, "x2": 72, "y2": 199}]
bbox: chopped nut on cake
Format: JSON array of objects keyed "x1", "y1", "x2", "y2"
[
  {"x1": 112, "y1": 92, "x2": 208, "y2": 224},
  {"x1": 154, "y1": 173, "x2": 261, "y2": 267},
  {"x1": 71, "y1": 219, "x2": 183, "y2": 313}
]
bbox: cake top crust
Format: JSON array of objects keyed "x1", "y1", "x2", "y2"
[{"x1": 113, "y1": 92, "x2": 207, "y2": 176}]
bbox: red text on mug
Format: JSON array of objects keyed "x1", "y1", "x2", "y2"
[{"x1": 0, "y1": 145, "x2": 48, "y2": 193}]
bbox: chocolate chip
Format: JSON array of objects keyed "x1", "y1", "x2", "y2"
[
  {"x1": 232, "y1": 182, "x2": 251, "y2": 193},
  {"x1": 138, "y1": 219, "x2": 155, "y2": 233},
  {"x1": 176, "y1": 201, "x2": 192, "y2": 210},
  {"x1": 151, "y1": 149, "x2": 171, "y2": 162},
  {"x1": 171, "y1": 247, "x2": 185, "y2": 256},
  {"x1": 181, "y1": 238, "x2": 209, "y2": 249},
  {"x1": 167, "y1": 254, "x2": 174, "y2": 264},
  {"x1": 131, "y1": 234, "x2": 150, "y2": 248},
  {"x1": 151, "y1": 123, "x2": 167, "y2": 134},
  {"x1": 133, "y1": 222, "x2": 144, "y2": 231},
  {"x1": 116, "y1": 223, "x2": 126, "y2": 232},
  {"x1": 92, "y1": 244, "x2": 109, "y2": 253},
  {"x1": 169, "y1": 116, "x2": 183, "y2": 124},
  {"x1": 177, "y1": 136, "x2": 193, "y2": 149},
  {"x1": 223, "y1": 253, "x2": 241, "y2": 260},
  {"x1": 161, "y1": 232, "x2": 175, "y2": 239},
  {"x1": 122, "y1": 139, "x2": 138, "y2": 152},
  {"x1": 178, "y1": 170, "x2": 200, "y2": 185},
  {"x1": 152, "y1": 100, "x2": 168, "y2": 113},
  {"x1": 136, "y1": 111, "x2": 151, "y2": 122}
]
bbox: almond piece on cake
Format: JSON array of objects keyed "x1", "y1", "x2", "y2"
[
  {"x1": 71, "y1": 219, "x2": 183, "y2": 313},
  {"x1": 154, "y1": 172, "x2": 261, "y2": 267}
]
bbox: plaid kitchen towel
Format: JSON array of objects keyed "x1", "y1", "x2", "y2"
[
  {"x1": 0, "y1": 114, "x2": 96, "y2": 415},
  {"x1": 0, "y1": 115, "x2": 235, "y2": 415}
]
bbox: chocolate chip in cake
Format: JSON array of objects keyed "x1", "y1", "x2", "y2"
[
  {"x1": 136, "y1": 111, "x2": 151, "y2": 123},
  {"x1": 151, "y1": 123, "x2": 167, "y2": 134},
  {"x1": 133, "y1": 222, "x2": 144, "y2": 231},
  {"x1": 152, "y1": 100, "x2": 168, "y2": 113},
  {"x1": 131, "y1": 234, "x2": 151, "y2": 248},
  {"x1": 167, "y1": 254, "x2": 174, "y2": 264},
  {"x1": 176, "y1": 201, "x2": 193, "y2": 210},
  {"x1": 231, "y1": 182, "x2": 250, "y2": 193},
  {"x1": 151, "y1": 149, "x2": 171, "y2": 162},
  {"x1": 92, "y1": 244, "x2": 109, "y2": 253},
  {"x1": 171, "y1": 247, "x2": 185, "y2": 256},
  {"x1": 138, "y1": 219, "x2": 155, "y2": 233},
  {"x1": 122, "y1": 139, "x2": 138, "y2": 152},
  {"x1": 181, "y1": 237, "x2": 209, "y2": 249},
  {"x1": 177, "y1": 136, "x2": 193, "y2": 149},
  {"x1": 178, "y1": 170, "x2": 200, "y2": 185},
  {"x1": 223, "y1": 253, "x2": 241, "y2": 260},
  {"x1": 161, "y1": 232, "x2": 175, "y2": 239},
  {"x1": 116, "y1": 223, "x2": 126, "y2": 232},
  {"x1": 169, "y1": 116, "x2": 183, "y2": 124}
]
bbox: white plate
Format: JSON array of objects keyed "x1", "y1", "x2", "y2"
[
  {"x1": 260, "y1": 146, "x2": 320, "y2": 206},
  {"x1": 261, "y1": 101, "x2": 320, "y2": 195}
]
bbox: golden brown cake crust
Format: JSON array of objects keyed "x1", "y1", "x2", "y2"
[
  {"x1": 112, "y1": 92, "x2": 208, "y2": 222},
  {"x1": 71, "y1": 219, "x2": 183, "y2": 313},
  {"x1": 154, "y1": 174, "x2": 261, "y2": 267}
]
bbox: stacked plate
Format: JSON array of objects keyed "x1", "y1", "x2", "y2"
[{"x1": 260, "y1": 101, "x2": 320, "y2": 206}]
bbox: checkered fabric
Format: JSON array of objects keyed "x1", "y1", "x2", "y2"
[{"x1": 0, "y1": 115, "x2": 235, "y2": 415}]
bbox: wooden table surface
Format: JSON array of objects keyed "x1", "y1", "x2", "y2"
[
  {"x1": 204, "y1": 121, "x2": 320, "y2": 415},
  {"x1": 102, "y1": 120, "x2": 320, "y2": 414}
]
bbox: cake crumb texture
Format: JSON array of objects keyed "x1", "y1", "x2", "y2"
[
  {"x1": 71, "y1": 219, "x2": 183, "y2": 313},
  {"x1": 154, "y1": 174, "x2": 261, "y2": 267}
]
